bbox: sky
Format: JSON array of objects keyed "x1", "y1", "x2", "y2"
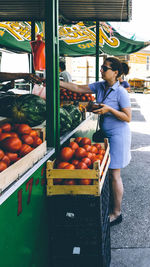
[{"x1": 109, "y1": 0, "x2": 150, "y2": 42}]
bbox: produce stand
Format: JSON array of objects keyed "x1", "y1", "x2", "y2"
[
  {"x1": 129, "y1": 78, "x2": 150, "y2": 94},
  {"x1": 0, "y1": 1, "x2": 132, "y2": 267}
]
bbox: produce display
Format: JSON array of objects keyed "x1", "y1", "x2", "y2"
[
  {"x1": 60, "y1": 89, "x2": 95, "y2": 102},
  {"x1": 0, "y1": 93, "x2": 46, "y2": 127},
  {"x1": 60, "y1": 105, "x2": 82, "y2": 135},
  {"x1": 0, "y1": 122, "x2": 43, "y2": 172},
  {"x1": 54, "y1": 137, "x2": 106, "y2": 185}
]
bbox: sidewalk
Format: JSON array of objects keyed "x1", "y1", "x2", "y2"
[{"x1": 110, "y1": 93, "x2": 150, "y2": 267}]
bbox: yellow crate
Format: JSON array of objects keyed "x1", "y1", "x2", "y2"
[{"x1": 46, "y1": 138, "x2": 110, "y2": 196}]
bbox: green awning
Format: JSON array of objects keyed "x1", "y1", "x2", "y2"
[
  {"x1": 0, "y1": 21, "x2": 43, "y2": 53},
  {"x1": 0, "y1": 21, "x2": 148, "y2": 56},
  {"x1": 59, "y1": 22, "x2": 149, "y2": 57}
]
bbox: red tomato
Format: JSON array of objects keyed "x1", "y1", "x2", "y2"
[
  {"x1": 1, "y1": 123, "x2": 12, "y2": 132},
  {"x1": 83, "y1": 145, "x2": 91, "y2": 152},
  {"x1": 96, "y1": 154, "x2": 103, "y2": 162},
  {"x1": 79, "y1": 137, "x2": 91, "y2": 146},
  {"x1": 0, "y1": 161, "x2": 7, "y2": 172},
  {"x1": 81, "y1": 157, "x2": 92, "y2": 167},
  {"x1": 63, "y1": 179, "x2": 76, "y2": 185},
  {"x1": 0, "y1": 149, "x2": 4, "y2": 160},
  {"x1": 81, "y1": 96, "x2": 86, "y2": 101},
  {"x1": 0, "y1": 128, "x2": 2, "y2": 134},
  {"x1": 75, "y1": 147, "x2": 87, "y2": 159},
  {"x1": 90, "y1": 146, "x2": 98, "y2": 154},
  {"x1": 76, "y1": 162, "x2": 88, "y2": 169},
  {"x1": 6, "y1": 152, "x2": 18, "y2": 162},
  {"x1": 60, "y1": 147, "x2": 74, "y2": 161},
  {"x1": 2, "y1": 155, "x2": 10, "y2": 166},
  {"x1": 93, "y1": 143, "x2": 102, "y2": 150},
  {"x1": 79, "y1": 179, "x2": 92, "y2": 185},
  {"x1": 32, "y1": 136, "x2": 42, "y2": 147},
  {"x1": 17, "y1": 124, "x2": 32, "y2": 135},
  {"x1": 99, "y1": 149, "x2": 105, "y2": 155},
  {"x1": 57, "y1": 162, "x2": 69, "y2": 169},
  {"x1": 69, "y1": 141, "x2": 79, "y2": 150},
  {"x1": 30, "y1": 130, "x2": 38, "y2": 138},
  {"x1": 74, "y1": 137, "x2": 82, "y2": 144},
  {"x1": 19, "y1": 144, "x2": 33, "y2": 156},
  {"x1": 1, "y1": 137, "x2": 22, "y2": 152},
  {"x1": 71, "y1": 159, "x2": 79, "y2": 166},
  {"x1": 86, "y1": 152, "x2": 93, "y2": 160},
  {"x1": 64, "y1": 164, "x2": 75, "y2": 169},
  {"x1": 21, "y1": 134, "x2": 34, "y2": 145},
  {"x1": 0, "y1": 133, "x2": 11, "y2": 142},
  {"x1": 9, "y1": 132, "x2": 19, "y2": 138}
]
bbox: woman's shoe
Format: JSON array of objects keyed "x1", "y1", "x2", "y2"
[{"x1": 110, "y1": 214, "x2": 122, "y2": 227}]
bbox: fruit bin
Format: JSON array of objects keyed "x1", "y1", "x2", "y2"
[
  {"x1": 46, "y1": 138, "x2": 110, "y2": 196},
  {"x1": 0, "y1": 141, "x2": 47, "y2": 193}
]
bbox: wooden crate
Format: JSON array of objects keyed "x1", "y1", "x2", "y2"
[
  {"x1": 0, "y1": 141, "x2": 47, "y2": 193},
  {"x1": 32, "y1": 125, "x2": 46, "y2": 141},
  {"x1": 46, "y1": 139, "x2": 110, "y2": 196}
]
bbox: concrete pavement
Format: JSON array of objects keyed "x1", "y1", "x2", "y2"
[{"x1": 110, "y1": 93, "x2": 150, "y2": 267}]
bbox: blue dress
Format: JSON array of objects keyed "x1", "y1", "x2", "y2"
[{"x1": 88, "y1": 81, "x2": 131, "y2": 169}]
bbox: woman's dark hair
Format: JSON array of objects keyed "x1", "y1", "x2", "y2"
[
  {"x1": 104, "y1": 57, "x2": 129, "y2": 78},
  {"x1": 59, "y1": 61, "x2": 66, "y2": 71}
]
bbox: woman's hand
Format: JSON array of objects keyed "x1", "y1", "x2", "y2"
[
  {"x1": 25, "y1": 74, "x2": 44, "y2": 84},
  {"x1": 92, "y1": 103, "x2": 110, "y2": 114}
]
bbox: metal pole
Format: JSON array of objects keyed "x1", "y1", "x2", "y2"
[
  {"x1": 45, "y1": 0, "x2": 56, "y2": 148},
  {"x1": 96, "y1": 21, "x2": 99, "y2": 81},
  {"x1": 55, "y1": 0, "x2": 60, "y2": 154}
]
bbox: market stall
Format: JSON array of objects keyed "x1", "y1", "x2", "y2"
[{"x1": 0, "y1": 1, "x2": 133, "y2": 267}]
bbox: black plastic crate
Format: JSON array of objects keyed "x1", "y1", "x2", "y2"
[
  {"x1": 50, "y1": 225, "x2": 102, "y2": 257},
  {"x1": 49, "y1": 195, "x2": 101, "y2": 227},
  {"x1": 49, "y1": 173, "x2": 111, "y2": 267},
  {"x1": 51, "y1": 254, "x2": 101, "y2": 267}
]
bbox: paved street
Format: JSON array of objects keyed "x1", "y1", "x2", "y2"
[{"x1": 110, "y1": 93, "x2": 150, "y2": 267}]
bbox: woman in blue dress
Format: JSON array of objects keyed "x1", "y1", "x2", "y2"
[{"x1": 60, "y1": 57, "x2": 132, "y2": 226}]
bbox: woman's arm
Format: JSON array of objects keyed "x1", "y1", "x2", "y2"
[
  {"x1": 0, "y1": 72, "x2": 43, "y2": 84},
  {"x1": 60, "y1": 80, "x2": 92, "y2": 94},
  {"x1": 93, "y1": 105, "x2": 132, "y2": 123}
]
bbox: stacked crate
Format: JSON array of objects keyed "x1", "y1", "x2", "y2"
[{"x1": 46, "y1": 139, "x2": 111, "y2": 267}]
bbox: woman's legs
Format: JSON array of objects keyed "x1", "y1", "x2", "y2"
[{"x1": 109, "y1": 168, "x2": 124, "y2": 221}]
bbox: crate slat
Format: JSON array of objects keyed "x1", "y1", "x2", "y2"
[
  {"x1": 47, "y1": 184, "x2": 100, "y2": 196},
  {"x1": 46, "y1": 169, "x2": 99, "y2": 179}
]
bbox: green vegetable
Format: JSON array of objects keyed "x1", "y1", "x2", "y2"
[
  {"x1": 60, "y1": 107, "x2": 72, "y2": 135},
  {"x1": 10, "y1": 94, "x2": 46, "y2": 126},
  {"x1": 0, "y1": 92, "x2": 17, "y2": 117},
  {"x1": 63, "y1": 104, "x2": 82, "y2": 129}
]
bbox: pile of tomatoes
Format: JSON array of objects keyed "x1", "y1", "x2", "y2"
[
  {"x1": 54, "y1": 137, "x2": 105, "y2": 185},
  {"x1": 60, "y1": 89, "x2": 95, "y2": 102},
  {"x1": 0, "y1": 122, "x2": 43, "y2": 173}
]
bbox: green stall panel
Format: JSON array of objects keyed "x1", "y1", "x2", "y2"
[{"x1": 0, "y1": 164, "x2": 52, "y2": 267}]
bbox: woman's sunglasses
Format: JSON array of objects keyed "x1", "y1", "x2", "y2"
[{"x1": 101, "y1": 65, "x2": 112, "y2": 72}]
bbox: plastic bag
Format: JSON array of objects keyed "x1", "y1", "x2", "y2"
[
  {"x1": 32, "y1": 84, "x2": 46, "y2": 99},
  {"x1": 30, "y1": 35, "x2": 45, "y2": 71}
]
